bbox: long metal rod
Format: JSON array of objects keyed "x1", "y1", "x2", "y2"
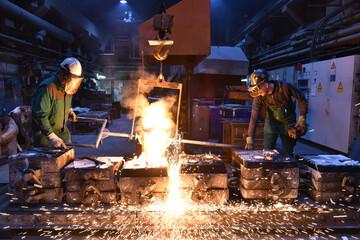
[
  {"x1": 94, "y1": 119, "x2": 108, "y2": 148},
  {"x1": 76, "y1": 117, "x2": 107, "y2": 122},
  {"x1": 101, "y1": 131, "x2": 240, "y2": 148},
  {"x1": 180, "y1": 139, "x2": 241, "y2": 148},
  {"x1": 68, "y1": 117, "x2": 241, "y2": 149},
  {"x1": 66, "y1": 117, "x2": 107, "y2": 149},
  {"x1": 105, "y1": 132, "x2": 134, "y2": 138}
]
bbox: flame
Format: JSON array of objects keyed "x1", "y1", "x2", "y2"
[
  {"x1": 135, "y1": 97, "x2": 176, "y2": 167},
  {"x1": 142, "y1": 100, "x2": 173, "y2": 159}
]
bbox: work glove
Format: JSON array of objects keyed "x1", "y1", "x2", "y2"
[
  {"x1": 47, "y1": 133, "x2": 67, "y2": 149},
  {"x1": 294, "y1": 115, "x2": 307, "y2": 136},
  {"x1": 68, "y1": 108, "x2": 77, "y2": 122},
  {"x1": 245, "y1": 137, "x2": 254, "y2": 150}
]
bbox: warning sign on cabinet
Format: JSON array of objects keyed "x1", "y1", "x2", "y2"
[
  {"x1": 337, "y1": 82, "x2": 343, "y2": 93},
  {"x1": 318, "y1": 83, "x2": 322, "y2": 92}
]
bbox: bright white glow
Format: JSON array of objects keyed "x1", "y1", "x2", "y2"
[
  {"x1": 96, "y1": 73, "x2": 106, "y2": 79},
  {"x1": 241, "y1": 78, "x2": 248, "y2": 82},
  {"x1": 120, "y1": 0, "x2": 127, "y2": 3}
]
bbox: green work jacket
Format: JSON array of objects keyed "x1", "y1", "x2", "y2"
[{"x1": 32, "y1": 75, "x2": 72, "y2": 147}]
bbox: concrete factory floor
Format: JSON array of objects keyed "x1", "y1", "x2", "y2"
[{"x1": 0, "y1": 116, "x2": 329, "y2": 184}]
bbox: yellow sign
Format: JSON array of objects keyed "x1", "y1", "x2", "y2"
[
  {"x1": 337, "y1": 82, "x2": 343, "y2": 93},
  {"x1": 331, "y1": 62, "x2": 336, "y2": 69},
  {"x1": 317, "y1": 83, "x2": 322, "y2": 92}
]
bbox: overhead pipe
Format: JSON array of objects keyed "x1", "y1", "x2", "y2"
[
  {"x1": 305, "y1": 21, "x2": 360, "y2": 47},
  {"x1": 0, "y1": 32, "x2": 67, "y2": 57},
  {"x1": 253, "y1": 1, "x2": 359, "y2": 66},
  {"x1": 328, "y1": 10, "x2": 360, "y2": 26},
  {"x1": 290, "y1": 38, "x2": 309, "y2": 47},
  {"x1": 290, "y1": 29, "x2": 314, "y2": 40},
  {"x1": 257, "y1": 47, "x2": 310, "y2": 66},
  {"x1": 320, "y1": 32, "x2": 360, "y2": 49},
  {"x1": 258, "y1": 41, "x2": 309, "y2": 62},
  {"x1": 257, "y1": 21, "x2": 360, "y2": 64},
  {"x1": 42, "y1": 0, "x2": 100, "y2": 40},
  {"x1": 0, "y1": 32, "x2": 97, "y2": 70},
  {"x1": 321, "y1": 22, "x2": 360, "y2": 42},
  {"x1": 0, "y1": 0, "x2": 74, "y2": 44},
  {"x1": 252, "y1": 40, "x2": 291, "y2": 59},
  {"x1": 339, "y1": 12, "x2": 360, "y2": 25},
  {"x1": 256, "y1": 30, "x2": 360, "y2": 66},
  {"x1": 253, "y1": 29, "x2": 313, "y2": 60}
]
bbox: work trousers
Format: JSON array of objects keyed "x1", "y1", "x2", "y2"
[{"x1": 264, "y1": 131, "x2": 296, "y2": 156}]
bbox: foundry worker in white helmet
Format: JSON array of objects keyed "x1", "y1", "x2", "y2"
[
  {"x1": 245, "y1": 69, "x2": 308, "y2": 156},
  {"x1": 32, "y1": 57, "x2": 83, "y2": 148}
]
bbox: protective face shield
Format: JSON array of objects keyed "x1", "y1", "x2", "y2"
[
  {"x1": 60, "y1": 57, "x2": 84, "y2": 94},
  {"x1": 247, "y1": 69, "x2": 269, "y2": 97}
]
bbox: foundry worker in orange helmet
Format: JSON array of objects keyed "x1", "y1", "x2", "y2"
[
  {"x1": 245, "y1": 69, "x2": 308, "y2": 156},
  {"x1": 32, "y1": 57, "x2": 84, "y2": 148}
]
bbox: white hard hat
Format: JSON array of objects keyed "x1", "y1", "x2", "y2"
[
  {"x1": 60, "y1": 57, "x2": 83, "y2": 78},
  {"x1": 60, "y1": 57, "x2": 84, "y2": 94}
]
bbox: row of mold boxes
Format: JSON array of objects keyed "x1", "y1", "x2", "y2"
[
  {"x1": 118, "y1": 153, "x2": 229, "y2": 205},
  {"x1": 7, "y1": 148, "x2": 360, "y2": 205},
  {"x1": 7, "y1": 148, "x2": 229, "y2": 205},
  {"x1": 231, "y1": 150, "x2": 360, "y2": 202}
]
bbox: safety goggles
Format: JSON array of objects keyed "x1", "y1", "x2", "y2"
[
  {"x1": 247, "y1": 79, "x2": 265, "y2": 97},
  {"x1": 248, "y1": 85, "x2": 260, "y2": 97}
]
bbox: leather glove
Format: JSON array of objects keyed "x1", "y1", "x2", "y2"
[
  {"x1": 245, "y1": 137, "x2": 254, "y2": 150},
  {"x1": 68, "y1": 108, "x2": 77, "y2": 122},
  {"x1": 47, "y1": 133, "x2": 67, "y2": 149},
  {"x1": 294, "y1": 115, "x2": 307, "y2": 136}
]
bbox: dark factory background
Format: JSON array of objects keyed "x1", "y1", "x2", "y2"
[
  {"x1": 0, "y1": 0, "x2": 360, "y2": 154},
  {"x1": 2, "y1": 1, "x2": 360, "y2": 238}
]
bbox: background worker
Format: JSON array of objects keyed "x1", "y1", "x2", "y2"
[
  {"x1": 32, "y1": 57, "x2": 83, "y2": 148},
  {"x1": 245, "y1": 69, "x2": 308, "y2": 156}
]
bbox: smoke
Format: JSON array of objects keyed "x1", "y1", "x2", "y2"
[
  {"x1": 120, "y1": 69, "x2": 157, "y2": 118},
  {"x1": 120, "y1": 68, "x2": 178, "y2": 136}
]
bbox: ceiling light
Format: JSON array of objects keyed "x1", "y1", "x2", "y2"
[{"x1": 120, "y1": 0, "x2": 127, "y2": 3}]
